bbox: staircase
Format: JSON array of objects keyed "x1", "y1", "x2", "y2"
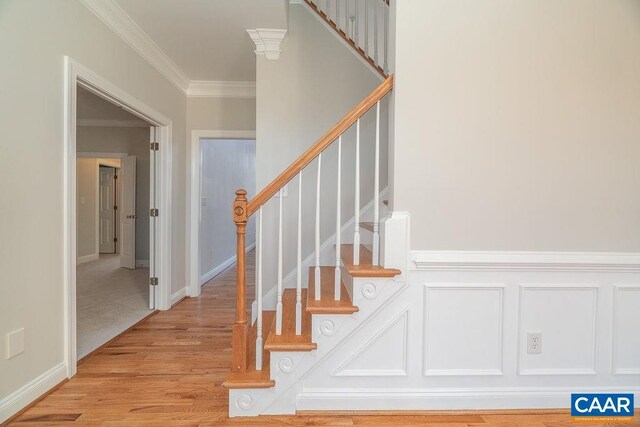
[{"x1": 223, "y1": 76, "x2": 400, "y2": 416}]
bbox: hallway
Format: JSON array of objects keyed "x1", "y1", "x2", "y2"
[
  {"x1": 12, "y1": 252, "x2": 577, "y2": 425},
  {"x1": 77, "y1": 254, "x2": 151, "y2": 359}
]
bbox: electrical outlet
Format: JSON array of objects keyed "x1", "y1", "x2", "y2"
[
  {"x1": 527, "y1": 332, "x2": 542, "y2": 354},
  {"x1": 210, "y1": 248, "x2": 214, "y2": 258},
  {"x1": 201, "y1": 197, "x2": 207, "y2": 207}
]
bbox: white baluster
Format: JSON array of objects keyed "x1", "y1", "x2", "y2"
[
  {"x1": 353, "y1": 119, "x2": 361, "y2": 265},
  {"x1": 326, "y1": 0, "x2": 330, "y2": 20},
  {"x1": 355, "y1": 0, "x2": 359, "y2": 47},
  {"x1": 373, "y1": 101, "x2": 380, "y2": 265},
  {"x1": 296, "y1": 173, "x2": 303, "y2": 335},
  {"x1": 374, "y1": 0, "x2": 378, "y2": 65},
  {"x1": 275, "y1": 188, "x2": 283, "y2": 335},
  {"x1": 256, "y1": 206, "x2": 263, "y2": 370},
  {"x1": 336, "y1": 0, "x2": 340, "y2": 30},
  {"x1": 345, "y1": 0, "x2": 349, "y2": 35},
  {"x1": 384, "y1": 0, "x2": 388, "y2": 72},
  {"x1": 364, "y1": 0, "x2": 369, "y2": 57},
  {"x1": 335, "y1": 136, "x2": 342, "y2": 301},
  {"x1": 315, "y1": 154, "x2": 322, "y2": 300}
]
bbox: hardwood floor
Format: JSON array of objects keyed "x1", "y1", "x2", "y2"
[{"x1": 9, "y1": 251, "x2": 634, "y2": 426}]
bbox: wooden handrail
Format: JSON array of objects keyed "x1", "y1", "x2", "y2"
[{"x1": 246, "y1": 75, "x2": 393, "y2": 217}]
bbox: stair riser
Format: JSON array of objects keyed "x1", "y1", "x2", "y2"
[{"x1": 229, "y1": 277, "x2": 404, "y2": 417}]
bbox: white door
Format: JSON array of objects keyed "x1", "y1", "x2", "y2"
[
  {"x1": 99, "y1": 166, "x2": 116, "y2": 253},
  {"x1": 120, "y1": 156, "x2": 136, "y2": 269}
]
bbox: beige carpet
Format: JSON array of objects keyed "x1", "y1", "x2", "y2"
[{"x1": 76, "y1": 254, "x2": 152, "y2": 359}]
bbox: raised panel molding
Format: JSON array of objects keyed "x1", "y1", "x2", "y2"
[
  {"x1": 612, "y1": 285, "x2": 640, "y2": 375},
  {"x1": 423, "y1": 284, "x2": 504, "y2": 376},
  {"x1": 518, "y1": 285, "x2": 598, "y2": 376},
  {"x1": 333, "y1": 309, "x2": 409, "y2": 377}
]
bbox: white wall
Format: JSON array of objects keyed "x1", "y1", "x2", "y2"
[
  {"x1": 199, "y1": 139, "x2": 256, "y2": 282},
  {"x1": 77, "y1": 126, "x2": 151, "y2": 262},
  {"x1": 0, "y1": 0, "x2": 187, "y2": 417},
  {"x1": 76, "y1": 158, "x2": 98, "y2": 260},
  {"x1": 392, "y1": 0, "x2": 640, "y2": 252},
  {"x1": 256, "y1": 4, "x2": 389, "y2": 296}
]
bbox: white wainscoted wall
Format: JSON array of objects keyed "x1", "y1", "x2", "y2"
[{"x1": 296, "y1": 214, "x2": 640, "y2": 411}]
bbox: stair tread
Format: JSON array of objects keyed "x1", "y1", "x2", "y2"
[
  {"x1": 223, "y1": 311, "x2": 275, "y2": 389},
  {"x1": 341, "y1": 244, "x2": 401, "y2": 278},
  {"x1": 307, "y1": 266, "x2": 359, "y2": 314},
  {"x1": 265, "y1": 289, "x2": 317, "y2": 351}
]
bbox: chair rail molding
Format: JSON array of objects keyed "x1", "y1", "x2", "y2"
[
  {"x1": 247, "y1": 29, "x2": 287, "y2": 60},
  {"x1": 411, "y1": 251, "x2": 640, "y2": 272}
]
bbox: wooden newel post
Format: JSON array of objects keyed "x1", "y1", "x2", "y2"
[{"x1": 231, "y1": 189, "x2": 248, "y2": 372}]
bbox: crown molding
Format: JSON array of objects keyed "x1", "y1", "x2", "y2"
[
  {"x1": 77, "y1": 118, "x2": 150, "y2": 128},
  {"x1": 187, "y1": 81, "x2": 256, "y2": 98},
  {"x1": 247, "y1": 29, "x2": 287, "y2": 60},
  {"x1": 79, "y1": 0, "x2": 190, "y2": 93}
]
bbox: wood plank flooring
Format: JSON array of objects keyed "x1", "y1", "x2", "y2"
[{"x1": 9, "y1": 251, "x2": 632, "y2": 426}]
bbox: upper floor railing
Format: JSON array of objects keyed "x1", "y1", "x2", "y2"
[{"x1": 305, "y1": 0, "x2": 390, "y2": 76}]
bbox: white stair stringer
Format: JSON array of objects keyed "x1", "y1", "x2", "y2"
[{"x1": 229, "y1": 275, "x2": 409, "y2": 417}]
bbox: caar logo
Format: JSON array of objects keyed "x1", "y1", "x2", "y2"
[{"x1": 571, "y1": 393, "x2": 634, "y2": 421}]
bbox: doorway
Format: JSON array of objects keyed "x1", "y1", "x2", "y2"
[
  {"x1": 64, "y1": 57, "x2": 173, "y2": 377},
  {"x1": 75, "y1": 87, "x2": 154, "y2": 359},
  {"x1": 99, "y1": 165, "x2": 118, "y2": 255},
  {"x1": 188, "y1": 130, "x2": 257, "y2": 298}
]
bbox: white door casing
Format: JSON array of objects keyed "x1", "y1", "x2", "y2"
[
  {"x1": 149, "y1": 127, "x2": 157, "y2": 309},
  {"x1": 99, "y1": 166, "x2": 116, "y2": 253},
  {"x1": 119, "y1": 156, "x2": 136, "y2": 270},
  {"x1": 65, "y1": 57, "x2": 173, "y2": 379}
]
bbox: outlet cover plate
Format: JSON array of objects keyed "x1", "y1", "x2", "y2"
[{"x1": 527, "y1": 332, "x2": 542, "y2": 354}]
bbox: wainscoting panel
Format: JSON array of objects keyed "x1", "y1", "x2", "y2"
[
  {"x1": 518, "y1": 285, "x2": 598, "y2": 375},
  {"x1": 612, "y1": 285, "x2": 640, "y2": 375},
  {"x1": 423, "y1": 284, "x2": 504, "y2": 376}
]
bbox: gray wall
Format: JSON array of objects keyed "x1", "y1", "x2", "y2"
[
  {"x1": 76, "y1": 158, "x2": 98, "y2": 259},
  {"x1": 200, "y1": 139, "x2": 256, "y2": 279},
  {"x1": 77, "y1": 126, "x2": 151, "y2": 262},
  {"x1": 256, "y1": 4, "x2": 389, "y2": 295},
  {"x1": 0, "y1": 0, "x2": 187, "y2": 406},
  {"x1": 392, "y1": 0, "x2": 640, "y2": 252}
]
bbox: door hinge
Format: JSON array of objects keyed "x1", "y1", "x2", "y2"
[
  {"x1": 114, "y1": 205, "x2": 118, "y2": 211},
  {"x1": 113, "y1": 237, "x2": 118, "y2": 243},
  {"x1": 114, "y1": 174, "x2": 118, "y2": 180},
  {"x1": 150, "y1": 208, "x2": 159, "y2": 217},
  {"x1": 150, "y1": 142, "x2": 159, "y2": 151},
  {"x1": 149, "y1": 277, "x2": 158, "y2": 286}
]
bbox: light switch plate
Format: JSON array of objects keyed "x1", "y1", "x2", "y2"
[
  {"x1": 275, "y1": 185, "x2": 288, "y2": 198},
  {"x1": 7, "y1": 328, "x2": 25, "y2": 359}
]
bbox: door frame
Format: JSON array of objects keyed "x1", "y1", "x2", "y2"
[
  {"x1": 187, "y1": 130, "x2": 256, "y2": 298},
  {"x1": 64, "y1": 57, "x2": 173, "y2": 377}
]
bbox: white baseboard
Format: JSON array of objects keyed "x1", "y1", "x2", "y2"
[
  {"x1": 136, "y1": 259, "x2": 150, "y2": 268},
  {"x1": 200, "y1": 243, "x2": 256, "y2": 286},
  {"x1": 0, "y1": 362, "x2": 67, "y2": 423},
  {"x1": 170, "y1": 288, "x2": 187, "y2": 306},
  {"x1": 76, "y1": 253, "x2": 99, "y2": 265},
  {"x1": 296, "y1": 387, "x2": 640, "y2": 412}
]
